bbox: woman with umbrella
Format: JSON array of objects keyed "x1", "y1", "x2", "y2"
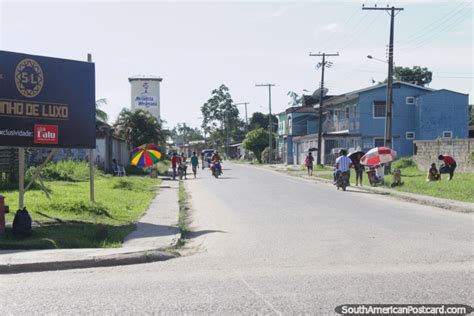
[{"x1": 349, "y1": 151, "x2": 364, "y2": 186}]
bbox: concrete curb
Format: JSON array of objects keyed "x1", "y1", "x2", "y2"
[
  {"x1": 244, "y1": 163, "x2": 474, "y2": 213},
  {"x1": 0, "y1": 179, "x2": 183, "y2": 274},
  {"x1": 0, "y1": 249, "x2": 179, "y2": 274}
]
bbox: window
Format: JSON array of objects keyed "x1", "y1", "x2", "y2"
[
  {"x1": 443, "y1": 131, "x2": 452, "y2": 139},
  {"x1": 406, "y1": 97, "x2": 415, "y2": 105},
  {"x1": 373, "y1": 137, "x2": 385, "y2": 148},
  {"x1": 373, "y1": 101, "x2": 386, "y2": 118},
  {"x1": 406, "y1": 132, "x2": 415, "y2": 140},
  {"x1": 345, "y1": 107, "x2": 350, "y2": 119}
]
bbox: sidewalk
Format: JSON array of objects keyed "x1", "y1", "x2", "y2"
[
  {"x1": 256, "y1": 163, "x2": 474, "y2": 213},
  {"x1": 0, "y1": 179, "x2": 181, "y2": 274}
]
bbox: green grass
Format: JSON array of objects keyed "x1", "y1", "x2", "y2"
[
  {"x1": 0, "y1": 176, "x2": 160, "y2": 249},
  {"x1": 287, "y1": 164, "x2": 333, "y2": 172},
  {"x1": 178, "y1": 181, "x2": 190, "y2": 235},
  {"x1": 176, "y1": 181, "x2": 191, "y2": 248},
  {"x1": 388, "y1": 167, "x2": 474, "y2": 203},
  {"x1": 315, "y1": 161, "x2": 474, "y2": 203}
]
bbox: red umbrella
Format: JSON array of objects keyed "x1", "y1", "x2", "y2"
[{"x1": 360, "y1": 147, "x2": 397, "y2": 166}]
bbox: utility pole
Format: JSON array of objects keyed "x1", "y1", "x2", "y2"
[
  {"x1": 309, "y1": 52, "x2": 339, "y2": 165},
  {"x1": 363, "y1": 5, "x2": 403, "y2": 149},
  {"x1": 256, "y1": 84, "x2": 275, "y2": 163},
  {"x1": 225, "y1": 112, "x2": 229, "y2": 158},
  {"x1": 233, "y1": 102, "x2": 249, "y2": 131}
]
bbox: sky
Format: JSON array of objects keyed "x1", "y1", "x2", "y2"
[{"x1": 1, "y1": 0, "x2": 472, "y2": 130}]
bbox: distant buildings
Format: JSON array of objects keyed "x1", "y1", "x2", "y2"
[{"x1": 277, "y1": 81, "x2": 469, "y2": 165}]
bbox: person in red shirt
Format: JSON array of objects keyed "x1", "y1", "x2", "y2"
[
  {"x1": 171, "y1": 152, "x2": 177, "y2": 180},
  {"x1": 438, "y1": 154, "x2": 457, "y2": 180}
]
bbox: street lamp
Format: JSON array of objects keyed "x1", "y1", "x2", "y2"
[{"x1": 367, "y1": 55, "x2": 387, "y2": 63}]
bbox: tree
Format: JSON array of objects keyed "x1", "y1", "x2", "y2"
[
  {"x1": 249, "y1": 112, "x2": 278, "y2": 131},
  {"x1": 382, "y1": 66, "x2": 433, "y2": 87},
  {"x1": 95, "y1": 98, "x2": 109, "y2": 122},
  {"x1": 95, "y1": 99, "x2": 111, "y2": 137},
  {"x1": 287, "y1": 91, "x2": 303, "y2": 106},
  {"x1": 114, "y1": 109, "x2": 166, "y2": 148},
  {"x1": 171, "y1": 123, "x2": 204, "y2": 144},
  {"x1": 200, "y1": 84, "x2": 244, "y2": 150},
  {"x1": 242, "y1": 128, "x2": 275, "y2": 163},
  {"x1": 395, "y1": 66, "x2": 432, "y2": 86}
]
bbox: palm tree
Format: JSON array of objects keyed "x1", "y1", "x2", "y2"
[
  {"x1": 95, "y1": 99, "x2": 111, "y2": 137},
  {"x1": 96, "y1": 98, "x2": 109, "y2": 122},
  {"x1": 114, "y1": 108, "x2": 167, "y2": 148}
]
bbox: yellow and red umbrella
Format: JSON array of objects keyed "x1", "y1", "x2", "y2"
[{"x1": 130, "y1": 144, "x2": 162, "y2": 168}]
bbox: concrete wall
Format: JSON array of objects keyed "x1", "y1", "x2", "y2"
[{"x1": 413, "y1": 139, "x2": 474, "y2": 172}]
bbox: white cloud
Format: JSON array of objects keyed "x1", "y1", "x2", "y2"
[
  {"x1": 322, "y1": 23, "x2": 340, "y2": 31},
  {"x1": 264, "y1": 7, "x2": 288, "y2": 19}
]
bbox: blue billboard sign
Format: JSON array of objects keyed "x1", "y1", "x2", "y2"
[{"x1": 0, "y1": 50, "x2": 96, "y2": 148}]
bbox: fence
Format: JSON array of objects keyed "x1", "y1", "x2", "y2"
[{"x1": 413, "y1": 139, "x2": 474, "y2": 172}]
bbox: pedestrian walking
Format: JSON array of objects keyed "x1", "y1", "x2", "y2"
[
  {"x1": 191, "y1": 151, "x2": 199, "y2": 178},
  {"x1": 305, "y1": 152, "x2": 314, "y2": 176},
  {"x1": 353, "y1": 153, "x2": 364, "y2": 186},
  {"x1": 438, "y1": 154, "x2": 457, "y2": 181},
  {"x1": 171, "y1": 152, "x2": 177, "y2": 180}
]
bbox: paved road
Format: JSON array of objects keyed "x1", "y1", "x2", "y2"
[{"x1": 1, "y1": 162, "x2": 472, "y2": 314}]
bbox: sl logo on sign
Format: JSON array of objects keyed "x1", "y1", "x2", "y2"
[
  {"x1": 15, "y1": 58, "x2": 44, "y2": 98},
  {"x1": 34, "y1": 124, "x2": 58, "y2": 144}
]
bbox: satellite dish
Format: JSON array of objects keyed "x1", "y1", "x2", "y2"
[{"x1": 312, "y1": 87, "x2": 328, "y2": 99}]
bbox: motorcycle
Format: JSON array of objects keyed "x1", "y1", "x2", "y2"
[
  {"x1": 211, "y1": 161, "x2": 222, "y2": 178},
  {"x1": 336, "y1": 171, "x2": 349, "y2": 191}
]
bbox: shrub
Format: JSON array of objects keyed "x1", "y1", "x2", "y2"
[
  {"x1": 49, "y1": 200, "x2": 111, "y2": 217},
  {"x1": 27, "y1": 160, "x2": 102, "y2": 182},
  {"x1": 113, "y1": 179, "x2": 137, "y2": 191},
  {"x1": 124, "y1": 164, "x2": 148, "y2": 175},
  {"x1": 261, "y1": 147, "x2": 277, "y2": 164},
  {"x1": 392, "y1": 157, "x2": 417, "y2": 169},
  {"x1": 468, "y1": 151, "x2": 474, "y2": 163}
]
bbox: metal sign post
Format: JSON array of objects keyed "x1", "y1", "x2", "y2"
[
  {"x1": 18, "y1": 148, "x2": 25, "y2": 209},
  {"x1": 87, "y1": 53, "x2": 95, "y2": 203}
]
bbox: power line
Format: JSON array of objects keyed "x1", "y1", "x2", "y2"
[
  {"x1": 335, "y1": 11, "x2": 383, "y2": 51},
  {"x1": 399, "y1": 8, "x2": 472, "y2": 52},
  {"x1": 319, "y1": 11, "x2": 370, "y2": 52},
  {"x1": 398, "y1": 1, "x2": 471, "y2": 46},
  {"x1": 315, "y1": 5, "x2": 362, "y2": 51}
]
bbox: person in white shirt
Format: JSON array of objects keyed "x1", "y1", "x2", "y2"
[
  {"x1": 333, "y1": 149, "x2": 353, "y2": 183},
  {"x1": 375, "y1": 164, "x2": 385, "y2": 182}
]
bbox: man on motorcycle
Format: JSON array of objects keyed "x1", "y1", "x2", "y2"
[
  {"x1": 211, "y1": 151, "x2": 221, "y2": 163},
  {"x1": 333, "y1": 149, "x2": 352, "y2": 184},
  {"x1": 210, "y1": 151, "x2": 222, "y2": 176}
]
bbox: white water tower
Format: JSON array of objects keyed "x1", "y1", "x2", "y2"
[{"x1": 128, "y1": 75, "x2": 163, "y2": 121}]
